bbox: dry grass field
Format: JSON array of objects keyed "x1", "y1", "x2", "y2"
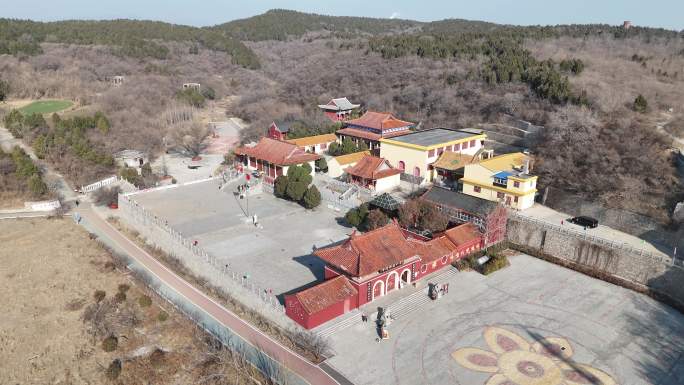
[{"x1": 0, "y1": 218, "x2": 265, "y2": 384}]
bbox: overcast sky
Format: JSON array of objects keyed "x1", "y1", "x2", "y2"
[{"x1": 3, "y1": 0, "x2": 683, "y2": 31}]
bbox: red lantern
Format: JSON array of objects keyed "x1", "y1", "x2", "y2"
[{"x1": 246, "y1": 174, "x2": 251, "y2": 181}]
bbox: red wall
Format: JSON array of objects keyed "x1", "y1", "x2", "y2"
[
  {"x1": 268, "y1": 123, "x2": 286, "y2": 141},
  {"x1": 285, "y1": 293, "x2": 358, "y2": 329}
]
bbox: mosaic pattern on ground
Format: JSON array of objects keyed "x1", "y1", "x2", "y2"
[{"x1": 451, "y1": 326, "x2": 616, "y2": 385}]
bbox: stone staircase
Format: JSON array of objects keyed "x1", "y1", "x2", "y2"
[{"x1": 314, "y1": 267, "x2": 461, "y2": 339}]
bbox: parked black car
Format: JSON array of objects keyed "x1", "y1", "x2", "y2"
[{"x1": 569, "y1": 216, "x2": 599, "y2": 228}]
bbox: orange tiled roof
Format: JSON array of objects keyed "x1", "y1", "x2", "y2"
[
  {"x1": 344, "y1": 155, "x2": 401, "y2": 180},
  {"x1": 294, "y1": 276, "x2": 357, "y2": 315},
  {"x1": 286, "y1": 133, "x2": 337, "y2": 147},
  {"x1": 314, "y1": 222, "x2": 418, "y2": 277},
  {"x1": 443, "y1": 223, "x2": 482, "y2": 246},
  {"x1": 346, "y1": 111, "x2": 414, "y2": 132},
  {"x1": 409, "y1": 236, "x2": 457, "y2": 264},
  {"x1": 234, "y1": 137, "x2": 320, "y2": 166}
]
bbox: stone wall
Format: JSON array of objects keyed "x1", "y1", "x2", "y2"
[{"x1": 507, "y1": 217, "x2": 684, "y2": 310}]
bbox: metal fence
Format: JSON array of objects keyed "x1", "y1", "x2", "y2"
[
  {"x1": 510, "y1": 212, "x2": 681, "y2": 268},
  {"x1": 119, "y1": 194, "x2": 285, "y2": 313}
]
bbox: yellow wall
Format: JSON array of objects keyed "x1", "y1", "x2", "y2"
[
  {"x1": 461, "y1": 163, "x2": 537, "y2": 210},
  {"x1": 380, "y1": 143, "x2": 429, "y2": 181},
  {"x1": 380, "y1": 135, "x2": 486, "y2": 183}
]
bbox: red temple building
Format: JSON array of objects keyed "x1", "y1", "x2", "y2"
[
  {"x1": 336, "y1": 111, "x2": 414, "y2": 152},
  {"x1": 234, "y1": 137, "x2": 319, "y2": 185},
  {"x1": 317, "y1": 97, "x2": 360, "y2": 121},
  {"x1": 267, "y1": 121, "x2": 292, "y2": 141},
  {"x1": 285, "y1": 220, "x2": 485, "y2": 329}
]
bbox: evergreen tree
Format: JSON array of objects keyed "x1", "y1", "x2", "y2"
[
  {"x1": 634, "y1": 94, "x2": 648, "y2": 113},
  {"x1": 274, "y1": 175, "x2": 289, "y2": 198},
  {"x1": 0, "y1": 79, "x2": 9, "y2": 102},
  {"x1": 302, "y1": 185, "x2": 321, "y2": 209}
]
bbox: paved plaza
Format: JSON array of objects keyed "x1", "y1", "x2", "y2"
[
  {"x1": 326, "y1": 254, "x2": 684, "y2": 385},
  {"x1": 132, "y1": 178, "x2": 352, "y2": 298}
]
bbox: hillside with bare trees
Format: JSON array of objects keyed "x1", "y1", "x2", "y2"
[{"x1": 0, "y1": 10, "x2": 681, "y2": 224}]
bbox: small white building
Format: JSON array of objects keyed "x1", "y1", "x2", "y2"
[
  {"x1": 344, "y1": 155, "x2": 401, "y2": 193},
  {"x1": 115, "y1": 149, "x2": 148, "y2": 169},
  {"x1": 182, "y1": 83, "x2": 201, "y2": 91}
]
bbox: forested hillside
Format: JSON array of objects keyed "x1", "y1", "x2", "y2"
[
  {"x1": 214, "y1": 9, "x2": 422, "y2": 41},
  {"x1": 0, "y1": 9, "x2": 681, "y2": 224},
  {"x1": 0, "y1": 19, "x2": 260, "y2": 68}
]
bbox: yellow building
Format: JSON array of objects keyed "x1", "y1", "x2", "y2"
[
  {"x1": 327, "y1": 151, "x2": 370, "y2": 178},
  {"x1": 460, "y1": 152, "x2": 537, "y2": 210},
  {"x1": 379, "y1": 128, "x2": 487, "y2": 183}
]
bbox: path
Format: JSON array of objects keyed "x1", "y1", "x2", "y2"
[
  {"x1": 77, "y1": 204, "x2": 345, "y2": 385},
  {"x1": 0, "y1": 125, "x2": 77, "y2": 202}
]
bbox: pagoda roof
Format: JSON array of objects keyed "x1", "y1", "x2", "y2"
[
  {"x1": 234, "y1": 137, "x2": 320, "y2": 166},
  {"x1": 369, "y1": 193, "x2": 402, "y2": 211}
]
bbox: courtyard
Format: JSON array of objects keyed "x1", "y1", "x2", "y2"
[
  {"x1": 325, "y1": 254, "x2": 684, "y2": 385},
  {"x1": 130, "y1": 178, "x2": 352, "y2": 298}
]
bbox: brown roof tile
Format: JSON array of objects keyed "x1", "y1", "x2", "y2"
[
  {"x1": 443, "y1": 223, "x2": 482, "y2": 246},
  {"x1": 234, "y1": 137, "x2": 320, "y2": 166},
  {"x1": 294, "y1": 276, "x2": 357, "y2": 315},
  {"x1": 314, "y1": 222, "x2": 418, "y2": 277},
  {"x1": 346, "y1": 111, "x2": 414, "y2": 132},
  {"x1": 344, "y1": 155, "x2": 401, "y2": 180}
]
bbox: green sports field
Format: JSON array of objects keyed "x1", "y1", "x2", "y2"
[{"x1": 19, "y1": 100, "x2": 73, "y2": 115}]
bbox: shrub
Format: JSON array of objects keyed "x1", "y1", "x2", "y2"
[
  {"x1": 344, "y1": 207, "x2": 362, "y2": 227},
  {"x1": 482, "y1": 254, "x2": 509, "y2": 275},
  {"x1": 157, "y1": 310, "x2": 169, "y2": 322},
  {"x1": 302, "y1": 185, "x2": 321, "y2": 209},
  {"x1": 106, "y1": 359, "x2": 122, "y2": 379},
  {"x1": 315, "y1": 157, "x2": 327, "y2": 172},
  {"x1": 453, "y1": 258, "x2": 470, "y2": 271},
  {"x1": 93, "y1": 290, "x2": 106, "y2": 303},
  {"x1": 634, "y1": 94, "x2": 648, "y2": 113},
  {"x1": 117, "y1": 283, "x2": 130, "y2": 293},
  {"x1": 138, "y1": 295, "x2": 152, "y2": 307},
  {"x1": 171, "y1": 178, "x2": 177, "y2": 184},
  {"x1": 102, "y1": 335, "x2": 118, "y2": 352},
  {"x1": 114, "y1": 291, "x2": 127, "y2": 303}
]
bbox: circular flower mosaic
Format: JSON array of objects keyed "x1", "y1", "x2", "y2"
[{"x1": 451, "y1": 326, "x2": 616, "y2": 385}]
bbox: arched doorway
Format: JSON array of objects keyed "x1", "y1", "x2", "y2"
[
  {"x1": 386, "y1": 271, "x2": 399, "y2": 293},
  {"x1": 400, "y1": 269, "x2": 411, "y2": 286},
  {"x1": 413, "y1": 167, "x2": 421, "y2": 177},
  {"x1": 372, "y1": 280, "x2": 385, "y2": 301}
]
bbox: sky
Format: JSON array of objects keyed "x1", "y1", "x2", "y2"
[{"x1": 2, "y1": 0, "x2": 683, "y2": 31}]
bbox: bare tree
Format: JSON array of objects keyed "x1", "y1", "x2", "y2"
[{"x1": 172, "y1": 120, "x2": 208, "y2": 157}]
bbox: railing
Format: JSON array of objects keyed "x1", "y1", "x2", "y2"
[
  {"x1": 118, "y1": 194, "x2": 285, "y2": 313},
  {"x1": 82, "y1": 175, "x2": 118, "y2": 193},
  {"x1": 509, "y1": 212, "x2": 681, "y2": 268}
]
